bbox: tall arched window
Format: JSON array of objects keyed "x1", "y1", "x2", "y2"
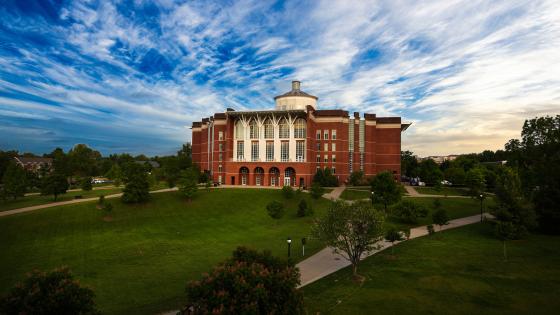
[
  {"x1": 249, "y1": 119, "x2": 259, "y2": 139},
  {"x1": 294, "y1": 118, "x2": 306, "y2": 138},
  {"x1": 235, "y1": 120, "x2": 245, "y2": 140},
  {"x1": 279, "y1": 118, "x2": 289, "y2": 139},
  {"x1": 264, "y1": 118, "x2": 274, "y2": 139}
]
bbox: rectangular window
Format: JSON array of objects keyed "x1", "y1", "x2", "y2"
[
  {"x1": 316, "y1": 154, "x2": 321, "y2": 162},
  {"x1": 218, "y1": 165, "x2": 223, "y2": 172},
  {"x1": 218, "y1": 153, "x2": 223, "y2": 161},
  {"x1": 281, "y1": 141, "x2": 289, "y2": 162},
  {"x1": 265, "y1": 123, "x2": 274, "y2": 139},
  {"x1": 218, "y1": 131, "x2": 224, "y2": 141},
  {"x1": 332, "y1": 129, "x2": 337, "y2": 140},
  {"x1": 266, "y1": 142, "x2": 274, "y2": 162},
  {"x1": 250, "y1": 124, "x2": 259, "y2": 139},
  {"x1": 279, "y1": 124, "x2": 290, "y2": 138},
  {"x1": 332, "y1": 167, "x2": 336, "y2": 174},
  {"x1": 324, "y1": 155, "x2": 328, "y2": 163},
  {"x1": 236, "y1": 141, "x2": 244, "y2": 160},
  {"x1": 332, "y1": 143, "x2": 336, "y2": 152},
  {"x1": 316, "y1": 166, "x2": 321, "y2": 172},
  {"x1": 218, "y1": 175, "x2": 222, "y2": 184},
  {"x1": 316, "y1": 142, "x2": 321, "y2": 151},
  {"x1": 251, "y1": 141, "x2": 259, "y2": 162},
  {"x1": 316, "y1": 130, "x2": 321, "y2": 140},
  {"x1": 218, "y1": 143, "x2": 223, "y2": 152},
  {"x1": 324, "y1": 143, "x2": 328, "y2": 152},
  {"x1": 296, "y1": 141, "x2": 305, "y2": 162},
  {"x1": 324, "y1": 131, "x2": 329, "y2": 140},
  {"x1": 332, "y1": 155, "x2": 336, "y2": 163}
]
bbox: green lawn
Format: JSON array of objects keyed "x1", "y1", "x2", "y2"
[
  {"x1": 384, "y1": 197, "x2": 493, "y2": 230},
  {"x1": 303, "y1": 223, "x2": 560, "y2": 314},
  {"x1": 415, "y1": 186, "x2": 469, "y2": 196},
  {"x1": 340, "y1": 189, "x2": 371, "y2": 200},
  {"x1": 0, "y1": 188, "x2": 123, "y2": 212},
  {"x1": 0, "y1": 189, "x2": 331, "y2": 314}
]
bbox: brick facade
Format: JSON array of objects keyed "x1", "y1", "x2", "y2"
[{"x1": 191, "y1": 82, "x2": 408, "y2": 187}]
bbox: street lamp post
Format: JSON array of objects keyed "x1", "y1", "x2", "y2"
[
  {"x1": 371, "y1": 191, "x2": 375, "y2": 205},
  {"x1": 287, "y1": 237, "x2": 292, "y2": 258},
  {"x1": 479, "y1": 194, "x2": 484, "y2": 222},
  {"x1": 301, "y1": 238, "x2": 306, "y2": 256}
]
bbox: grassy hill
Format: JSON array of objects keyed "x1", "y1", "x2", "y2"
[
  {"x1": 302, "y1": 223, "x2": 560, "y2": 315},
  {"x1": 0, "y1": 189, "x2": 330, "y2": 314}
]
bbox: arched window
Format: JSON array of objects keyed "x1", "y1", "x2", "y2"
[
  {"x1": 294, "y1": 118, "x2": 306, "y2": 138},
  {"x1": 279, "y1": 118, "x2": 289, "y2": 139},
  {"x1": 264, "y1": 118, "x2": 274, "y2": 139},
  {"x1": 235, "y1": 120, "x2": 245, "y2": 140},
  {"x1": 249, "y1": 119, "x2": 259, "y2": 139}
]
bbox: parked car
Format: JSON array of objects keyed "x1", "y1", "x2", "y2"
[
  {"x1": 441, "y1": 180, "x2": 453, "y2": 186},
  {"x1": 418, "y1": 181, "x2": 426, "y2": 186}
]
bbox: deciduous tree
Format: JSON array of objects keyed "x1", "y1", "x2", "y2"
[
  {"x1": 370, "y1": 171, "x2": 401, "y2": 212},
  {"x1": 312, "y1": 200, "x2": 385, "y2": 278},
  {"x1": 1, "y1": 162, "x2": 27, "y2": 200},
  {"x1": 41, "y1": 173, "x2": 69, "y2": 201}
]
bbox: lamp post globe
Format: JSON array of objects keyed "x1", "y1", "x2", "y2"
[
  {"x1": 371, "y1": 191, "x2": 374, "y2": 205},
  {"x1": 479, "y1": 194, "x2": 484, "y2": 222},
  {"x1": 287, "y1": 237, "x2": 292, "y2": 258}
]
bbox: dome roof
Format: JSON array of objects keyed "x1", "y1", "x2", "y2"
[{"x1": 274, "y1": 81, "x2": 318, "y2": 100}]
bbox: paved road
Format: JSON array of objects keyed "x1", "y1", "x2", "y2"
[
  {"x1": 0, "y1": 187, "x2": 178, "y2": 218},
  {"x1": 322, "y1": 185, "x2": 346, "y2": 200},
  {"x1": 296, "y1": 212, "x2": 492, "y2": 287}
]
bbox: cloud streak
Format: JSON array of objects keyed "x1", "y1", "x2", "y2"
[{"x1": 0, "y1": 0, "x2": 559, "y2": 156}]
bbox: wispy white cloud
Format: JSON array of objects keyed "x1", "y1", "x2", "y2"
[{"x1": 0, "y1": 0, "x2": 559, "y2": 156}]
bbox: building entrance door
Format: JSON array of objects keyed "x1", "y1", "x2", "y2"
[
  {"x1": 256, "y1": 176, "x2": 261, "y2": 186},
  {"x1": 242, "y1": 175, "x2": 247, "y2": 185},
  {"x1": 271, "y1": 177, "x2": 276, "y2": 186},
  {"x1": 284, "y1": 177, "x2": 290, "y2": 186}
]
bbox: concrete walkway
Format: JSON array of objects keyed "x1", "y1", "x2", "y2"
[
  {"x1": 0, "y1": 187, "x2": 178, "y2": 218},
  {"x1": 24, "y1": 185, "x2": 122, "y2": 197},
  {"x1": 322, "y1": 185, "x2": 346, "y2": 200},
  {"x1": 404, "y1": 185, "x2": 469, "y2": 198},
  {"x1": 296, "y1": 212, "x2": 492, "y2": 287}
]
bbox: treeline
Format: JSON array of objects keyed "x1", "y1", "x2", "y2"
[
  {"x1": 403, "y1": 115, "x2": 560, "y2": 234},
  {"x1": 0, "y1": 143, "x2": 204, "y2": 202}
]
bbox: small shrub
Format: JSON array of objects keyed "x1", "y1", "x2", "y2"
[
  {"x1": 282, "y1": 186, "x2": 294, "y2": 199},
  {"x1": 310, "y1": 182, "x2": 324, "y2": 199},
  {"x1": 0, "y1": 267, "x2": 99, "y2": 315},
  {"x1": 98, "y1": 195, "x2": 105, "y2": 206},
  {"x1": 432, "y1": 208, "x2": 450, "y2": 231},
  {"x1": 104, "y1": 203, "x2": 113, "y2": 212},
  {"x1": 266, "y1": 201, "x2": 285, "y2": 220},
  {"x1": 427, "y1": 224, "x2": 435, "y2": 235},
  {"x1": 433, "y1": 198, "x2": 442, "y2": 210},
  {"x1": 297, "y1": 199, "x2": 307, "y2": 217},
  {"x1": 391, "y1": 200, "x2": 429, "y2": 223},
  {"x1": 80, "y1": 177, "x2": 92, "y2": 191}
]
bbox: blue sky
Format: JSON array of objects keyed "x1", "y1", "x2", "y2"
[{"x1": 1, "y1": 0, "x2": 559, "y2": 156}]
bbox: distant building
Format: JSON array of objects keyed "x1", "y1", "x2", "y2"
[
  {"x1": 191, "y1": 80, "x2": 410, "y2": 187},
  {"x1": 14, "y1": 156, "x2": 52, "y2": 173}
]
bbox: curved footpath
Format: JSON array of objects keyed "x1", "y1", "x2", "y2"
[
  {"x1": 296, "y1": 212, "x2": 493, "y2": 287},
  {"x1": 0, "y1": 187, "x2": 178, "y2": 218}
]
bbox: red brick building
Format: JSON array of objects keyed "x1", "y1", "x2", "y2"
[{"x1": 191, "y1": 81, "x2": 410, "y2": 187}]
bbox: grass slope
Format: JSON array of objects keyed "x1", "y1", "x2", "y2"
[
  {"x1": 303, "y1": 223, "x2": 560, "y2": 315},
  {"x1": 0, "y1": 189, "x2": 330, "y2": 314},
  {"x1": 415, "y1": 186, "x2": 469, "y2": 196}
]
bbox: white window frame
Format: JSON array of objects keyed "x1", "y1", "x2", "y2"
[
  {"x1": 294, "y1": 118, "x2": 306, "y2": 139},
  {"x1": 279, "y1": 119, "x2": 290, "y2": 138},
  {"x1": 296, "y1": 140, "x2": 305, "y2": 162},
  {"x1": 266, "y1": 142, "x2": 274, "y2": 162},
  {"x1": 235, "y1": 121, "x2": 244, "y2": 140},
  {"x1": 281, "y1": 141, "x2": 289, "y2": 162},
  {"x1": 324, "y1": 155, "x2": 328, "y2": 163},
  {"x1": 323, "y1": 131, "x2": 329, "y2": 140},
  {"x1": 236, "y1": 141, "x2": 244, "y2": 160},
  {"x1": 332, "y1": 154, "x2": 336, "y2": 163},
  {"x1": 251, "y1": 141, "x2": 259, "y2": 162},
  {"x1": 249, "y1": 120, "x2": 259, "y2": 139},
  {"x1": 332, "y1": 143, "x2": 336, "y2": 152},
  {"x1": 316, "y1": 130, "x2": 321, "y2": 140},
  {"x1": 218, "y1": 131, "x2": 224, "y2": 141},
  {"x1": 324, "y1": 143, "x2": 328, "y2": 152},
  {"x1": 264, "y1": 120, "x2": 274, "y2": 139},
  {"x1": 331, "y1": 129, "x2": 336, "y2": 140},
  {"x1": 316, "y1": 154, "x2": 321, "y2": 162}
]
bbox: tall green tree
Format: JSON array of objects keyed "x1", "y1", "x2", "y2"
[
  {"x1": 178, "y1": 168, "x2": 198, "y2": 201},
  {"x1": 444, "y1": 167, "x2": 465, "y2": 185},
  {"x1": 41, "y1": 173, "x2": 69, "y2": 201},
  {"x1": 312, "y1": 200, "x2": 385, "y2": 278},
  {"x1": 401, "y1": 150, "x2": 419, "y2": 177},
  {"x1": 121, "y1": 162, "x2": 150, "y2": 203},
  {"x1": 506, "y1": 115, "x2": 560, "y2": 233},
  {"x1": 1, "y1": 162, "x2": 27, "y2": 200},
  {"x1": 418, "y1": 159, "x2": 443, "y2": 185},
  {"x1": 68, "y1": 144, "x2": 101, "y2": 177},
  {"x1": 177, "y1": 143, "x2": 193, "y2": 170},
  {"x1": 465, "y1": 167, "x2": 486, "y2": 197},
  {"x1": 105, "y1": 164, "x2": 122, "y2": 186},
  {"x1": 370, "y1": 171, "x2": 401, "y2": 212}
]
